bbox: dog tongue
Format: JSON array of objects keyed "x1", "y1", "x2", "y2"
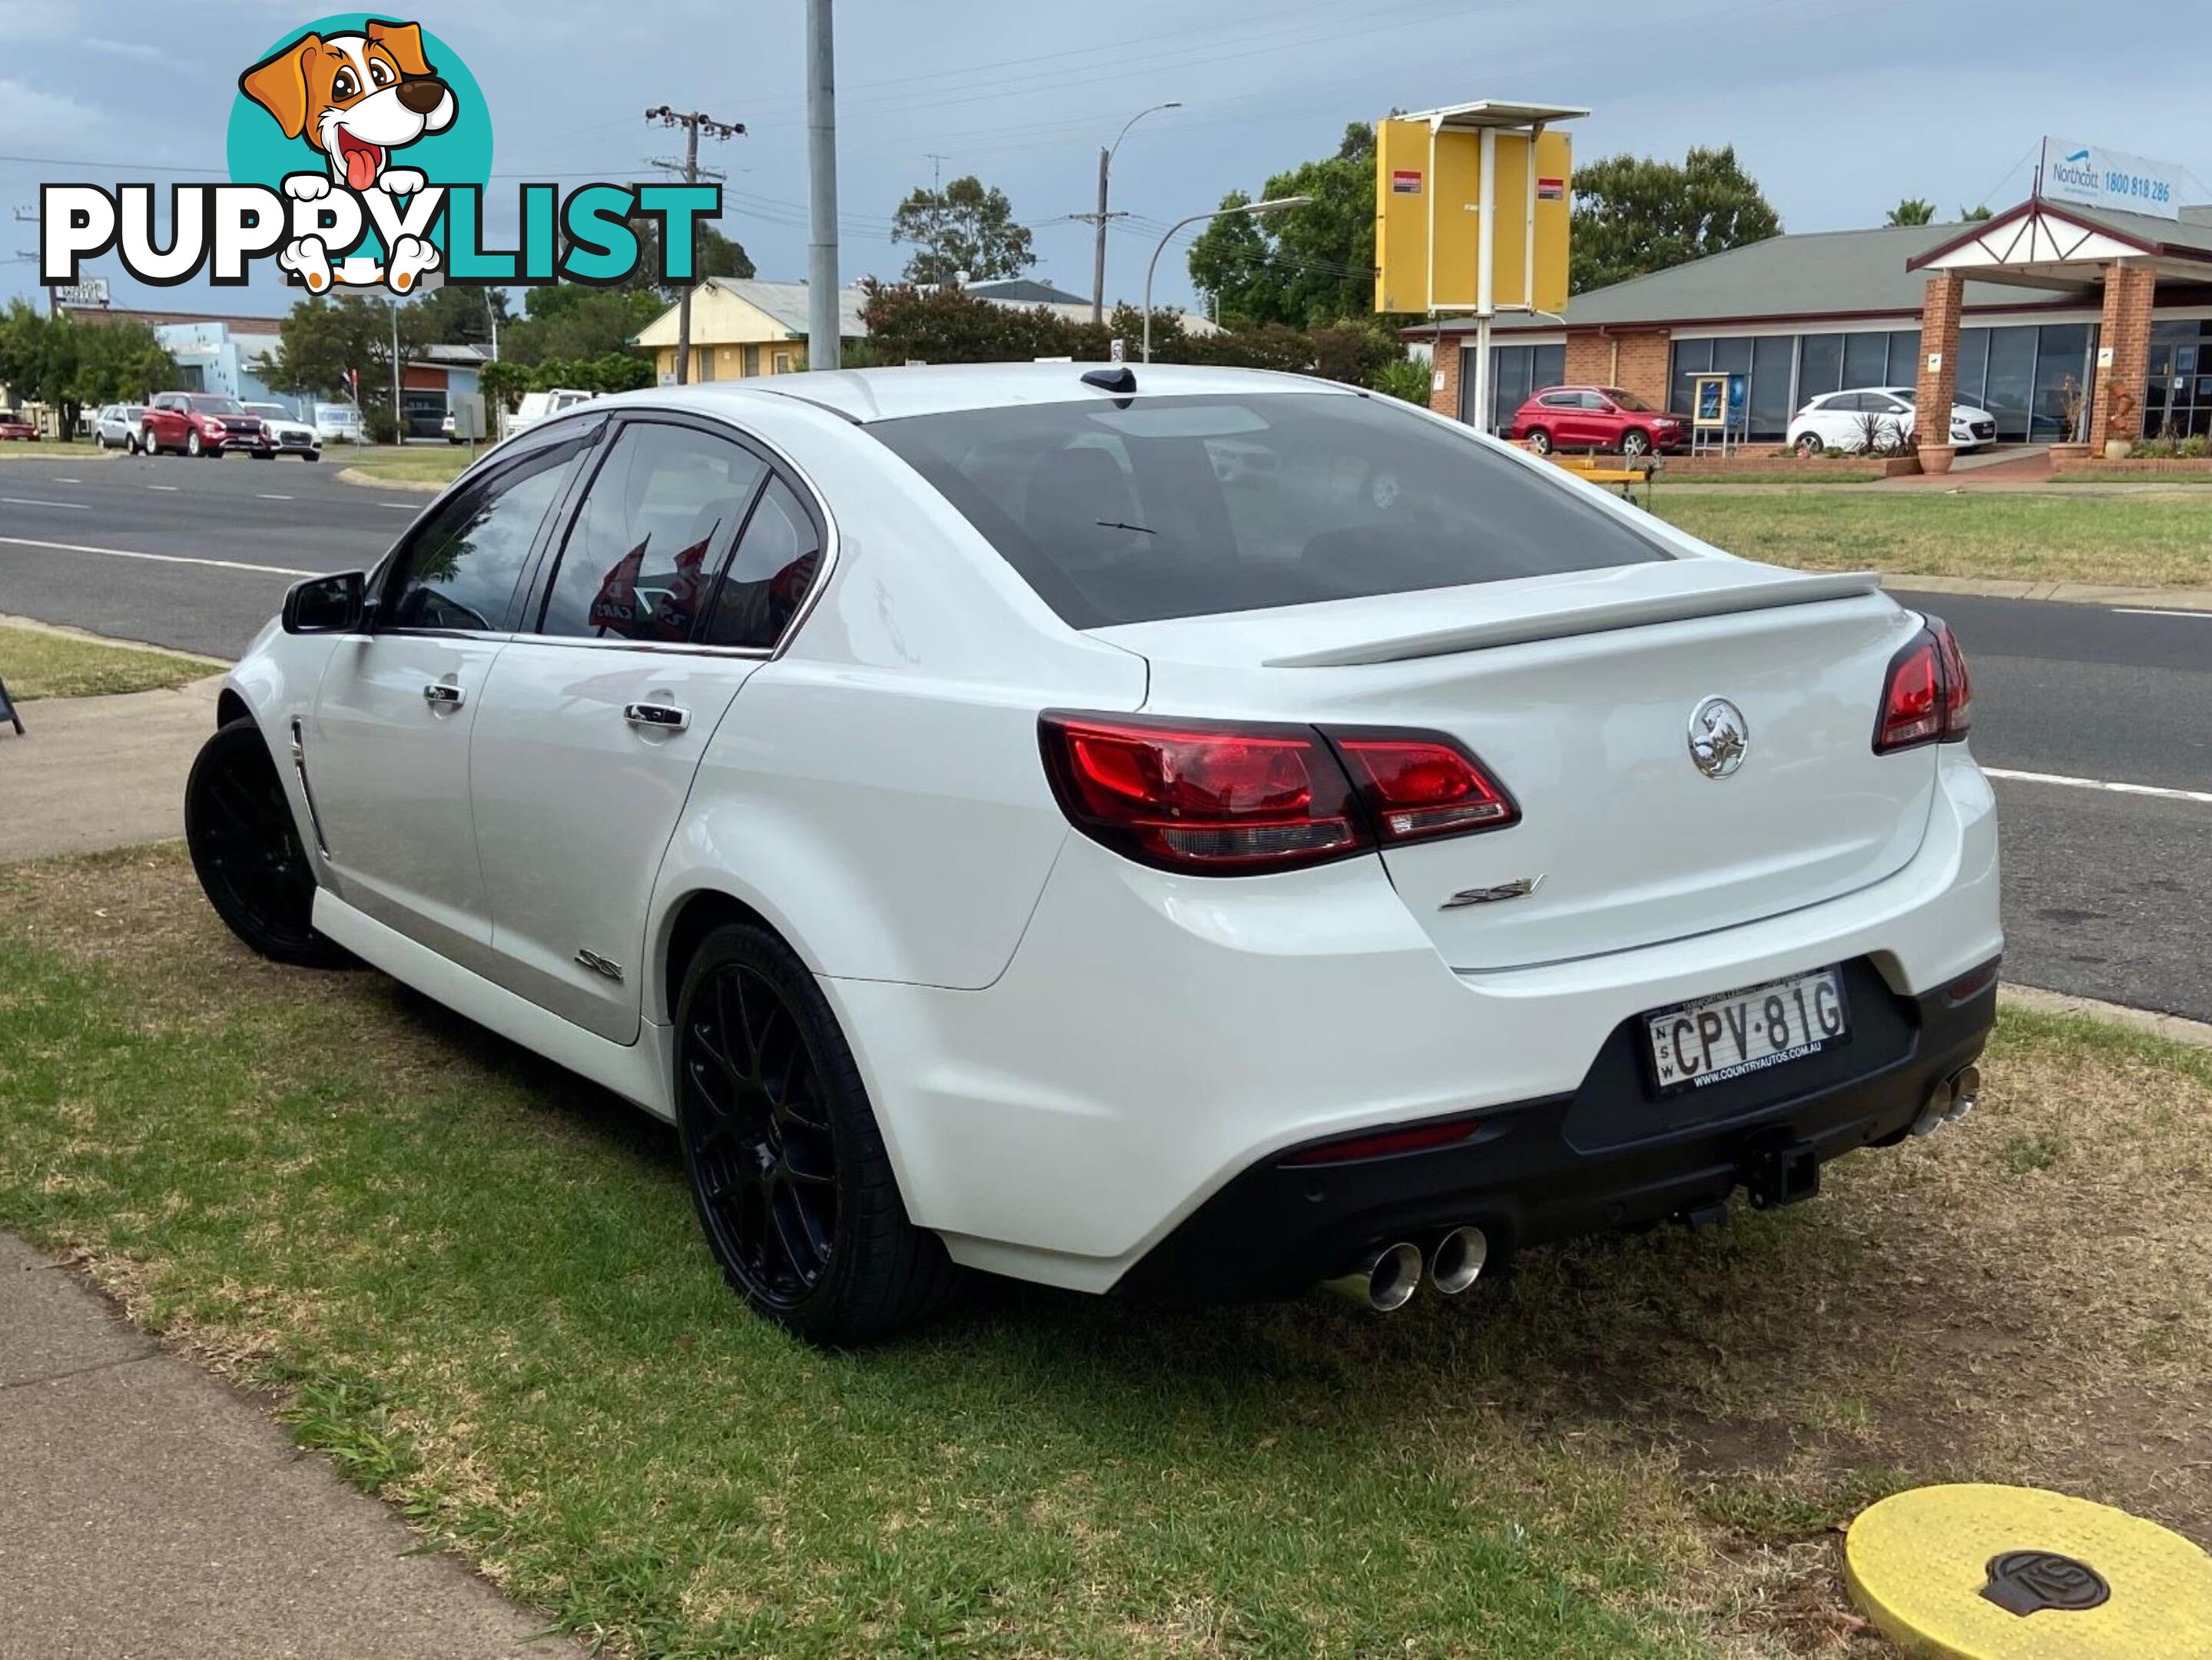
[{"x1": 343, "y1": 144, "x2": 379, "y2": 191}]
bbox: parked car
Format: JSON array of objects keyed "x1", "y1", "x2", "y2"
[
  {"x1": 1510, "y1": 386, "x2": 1687, "y2": 457},
  {"x1": 186, "y1": 365, "x2": 2000, "y2": 1343},
  {"x1": 243, "y1": 400, "x2": 324, "y2": 461},
  {"x1": 505, "y1": 387, "x2": 592, "y2": 439},
  {"x1": 1789, "y1": 387, "x2": 1998, "y2": 456},
  {"x1": 93, "y1": 403, "x2": 147, "y2": 449},
  {"x1": 441, "y1": 410, "x2": 459, "y2": 443},
  {"x1": 0, "y1": 410, "x2": 38, "y2": 441},
  {"x1": 141, "y1": 393, "x2": 273, "y2": 459},
  {"x1": 313, "y1": 402, "x2": 366, "y2": 445}
]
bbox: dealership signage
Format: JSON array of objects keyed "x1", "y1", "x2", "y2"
[
  {"x1": 51, "y1": 278, "x2": 108, "y2": 308},
  {"x1": 2037, "y1": 138, "x2": 2184, "y2": 220}
]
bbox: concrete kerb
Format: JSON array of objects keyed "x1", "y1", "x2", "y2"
[
  {"x1": 335, "y1": 466, "x2": 448, "y2": 494},
  {"x1": 1879, "y1": 574, "x2": 2212, "y2": 611},
  {"x1": 0, "y1": 609, "x2": 230, "y2": 666}
]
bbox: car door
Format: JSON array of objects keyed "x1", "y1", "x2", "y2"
[
  {"x1": 304, "y1": 423, "x2": 596, "y2": 972},
  {"x1": 145, "y1": 394, "x2": 183, "y2": 448},
  {"x1": 469, "y1": 412, "x2": 827, "y2": 1043}
]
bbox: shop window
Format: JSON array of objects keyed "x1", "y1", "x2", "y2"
[
  {"x1": 1842, "y1": 331, "x2": 1889, "y2": 390},
  {"x1": 1798, "y1": 334, "x2": 1843, "y2": 400},
  {"x1": 1982, "y1": 327, "x2": 2037, "y2": 442},
  {"x1": 1955, "y1": 329, "x2": 1991, "y2": 411}
]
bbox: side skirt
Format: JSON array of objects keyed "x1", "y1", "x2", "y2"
[{"x1": 312, "y1": 891, "x2": 677, "y2": 1122}]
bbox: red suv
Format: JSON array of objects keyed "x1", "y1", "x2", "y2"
[
  {"x1": 1509, "y1": 386, "x2": 1685, "y2": 458},
  {"x1": 140, "y1": 393, "x2": 274, "y2": 460}
]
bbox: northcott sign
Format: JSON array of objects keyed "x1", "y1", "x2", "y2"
[{"x1": 2037, "y1": 137, "x2": 2186, "y2": 220}]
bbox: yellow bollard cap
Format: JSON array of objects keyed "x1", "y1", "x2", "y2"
[{"x1": 1845, "y1": 1483, "x2": 2212, "y2": 1658}]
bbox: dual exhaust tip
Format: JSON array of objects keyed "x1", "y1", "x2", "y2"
[
  {"x1": 1325, "y1": 1226, "x2": 1487, "y2": 1312},
  {"x1": 1910, "y1": 1064, "x2": 1981, "y2": 1137}
]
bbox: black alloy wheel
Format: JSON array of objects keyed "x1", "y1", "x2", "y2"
[
  {"x1": 675, "y1": 922, "x2": 949, "y2": 1343},
  {"x1": 184, "y1": 718, "x2": 352, "y2": 968}
]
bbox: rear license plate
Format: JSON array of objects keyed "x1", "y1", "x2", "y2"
[{"x1": 1644, "y1": 967, "x2": 1849, "y2": 1095}]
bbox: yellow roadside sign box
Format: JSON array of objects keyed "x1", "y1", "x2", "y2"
[{"x1": 1375, "y1": 104, "x2": 1578, "y2": 317}]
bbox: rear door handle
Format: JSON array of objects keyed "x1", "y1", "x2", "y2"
[
  {"x1": 422, "y1": 682, "x2": 465, "y2": 708},
  {"x1": 624, "y1": 702, "x2": 690, "y2": 732}
]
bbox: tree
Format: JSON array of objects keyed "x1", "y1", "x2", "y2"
[
  {"x1": 267, "y1": 294, "x2": 433, "y2": 420},
  {"x1": 412, "y1": 283, "x2": 509, "y2": 347},
  {"x1": 1887, "y1": 198, "x2": 1937, "y2": 226},
  {"x1": 0, "y1": 306, "x2": 174, "y2": 437},
  {"x1": 622, "y1": 218, "x2": 753, "y2": 297},
  {"x1": 1569, "y1": 145, "x2": 1781, "y2": 294},
  {"x1": 890, "y1": 174, "x2": 1035, "y2": 284},
  {"x1": 1959, "y1": 204, "x2": 1994, "y2": 221},
  {"x1": 500, "y1": 284, "x2": 664, "y2": 367},
  {"x1": 1188, "y1": 123, "x2": 1385, "y2": 329}
]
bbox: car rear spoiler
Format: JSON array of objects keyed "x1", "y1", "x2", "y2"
[{"x1": 1262, "y1": 569, "x2": 1885, "y2": 668}]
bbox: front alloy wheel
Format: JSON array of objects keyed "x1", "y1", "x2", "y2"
[
  {"x1": 186, "y1": 430, "x2": 204, "y2": 458},
  {"x1": 185, "y1": 717, "x2": 351, "y2": 968},
  {"x1": 1621, "y1": 430, "x2": 1653, "y2": 459},
  {"x1": 675, "y1": 922, "x2": 948, "y2": 1343},
  {"x1": 1795, "y1": 433, "x2": 1822, "y2": 458}
]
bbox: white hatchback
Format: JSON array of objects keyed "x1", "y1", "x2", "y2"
[
  {"x1": 1789, "y1": 387, "x2": 1999, "y2": 456},
  {"x1": 188, "y1": 365, "x2": 2002, "y2": 1342}
]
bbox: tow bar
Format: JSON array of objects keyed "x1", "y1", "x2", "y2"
[{"x1": 1745, "y1": 1140, "x2": 1821, "y2": 1210}]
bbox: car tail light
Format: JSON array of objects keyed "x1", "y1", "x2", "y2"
[
  {"x1": 1325, "y1": 730, "x2": 1519, "y2": 844},
  {"x1": 1874, "y1": 618, "x2": 1972, "y2": 753},
  {"x1": 1038, "y1": 715, "x2": 1521, "y2": 875},
  {"x1": 1038, "y1": 713, "x2": 1369, "y2": 874}
]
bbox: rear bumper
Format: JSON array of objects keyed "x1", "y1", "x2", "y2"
[
  {"x1": 1113, "y1": 959, "x2": 1995, "y2": 1303},
  {"x1": 827, "y1": 749, "x2": 2001, "y2": 1296}
]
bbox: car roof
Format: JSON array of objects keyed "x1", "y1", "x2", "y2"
[{"x1": 598, "y1": 361, "x2": 1365, "y2": 427}]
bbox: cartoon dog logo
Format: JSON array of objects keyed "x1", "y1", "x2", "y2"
[{"x1": 238, "y1": 19, "x2": 453, "y2": 294}]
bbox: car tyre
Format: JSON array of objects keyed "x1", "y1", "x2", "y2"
[
  {"x1": 185, "y1": 717, "x2": 353, "y2": 970},
  {"x1": 1620, "y1": 430, "x2": 1653, "y2": 459},
  {"x1": 675, "y1": 921, "x2": 951, "y2": 1345},
  {"x1": 1526, "y1": 427, "x2": 1553, "y2": 456},
  {"x1": 1795, "y1": 433, "x2": 1822, "y2": 458},
  {"x1": 137, "y1": 429, "x2": 155, "y2": 456},
  {"x1": 186, "y1": 430, "x2": 204, "y2": 458}
]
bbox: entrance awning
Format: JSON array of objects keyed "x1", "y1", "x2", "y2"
[{"x1": 1908, "y1": 199, "x2": 2212, "y2": 293}]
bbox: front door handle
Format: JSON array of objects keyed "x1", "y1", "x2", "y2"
[
  {"x1": 422, "y1": 681, "x2": 465, "y2": 708},
  {"x1": 624, "y1": 702, "x2": 690, "y2": 732}
]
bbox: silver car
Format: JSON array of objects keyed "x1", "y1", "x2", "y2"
[{"x1": 92, "y1": 403, "x2": 146, "y2": 450}]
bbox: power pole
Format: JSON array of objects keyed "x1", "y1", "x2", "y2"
[
  {"x1": 12, "y1": 207, "x2": 41, "y2": 315},
  {"x1": 1077, "y1": 104, "x2": 1179, "y2": 325},
  {"x1": 646, "y1": 105, "x2": 744, "y2": 386},
  {"x1": 805, "y1": 0, "x2": 841, "y2": 371}
]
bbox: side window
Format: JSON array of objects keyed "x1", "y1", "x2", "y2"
[
  {"x1": 536, "y1": 422, "x2": 768, "y2": 642},
  {"x1": 1538, "y1": 390, "x2": 1577, "y2": 409},
  {"x1": 698, "y1": 476, "x2": 825, "y2": 649},
  {"x1": 383, "y1": 440, "x2": 585, "y2": 633}
]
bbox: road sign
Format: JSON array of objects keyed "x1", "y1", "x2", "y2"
[
  {"x1": 450, "y1": 393, "x2": 486, "y2": 441},
  {"x1": 1375, "y1": 106, "x2": 1577, "y2": 317},
  {"x1": 51, "y1": 279, "x2": 108, "y2": 308},
  {"x1": 0, "y1": 676, "x2": 22, "y2": 736}
]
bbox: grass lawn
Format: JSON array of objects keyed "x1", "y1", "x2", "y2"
[
  {"x1": 1664, "y1": 471, "x2": 1882, "y2": 486},
  {"x1": 1653, "y1": 490, "x2": 2212, "y2": 589},
  {"x1": 0, "y1": 622, "x2": 221, "y2": 700},
  {"x1": 5, "y1": 846, "x2": 2210, "y2": 1657},
  {"x1": 0, "y1": 437, "x2": 104, "y2": 459},
  {"x1": 336, "y1": 445, "x2": 473, "y2": 486}
]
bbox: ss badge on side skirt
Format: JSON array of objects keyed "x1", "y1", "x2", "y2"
[{"x1": 1441, "y1": 875, "x2": 1544, "y2": 910}]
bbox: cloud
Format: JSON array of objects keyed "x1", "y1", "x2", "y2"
[
  {"x1": 0, "y1": 78, "x2": 100, "y2": 144},
  {"x1": 82, "y1": 37, "x2": 169, "y2": 64}
]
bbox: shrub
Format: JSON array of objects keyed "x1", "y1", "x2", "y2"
[
  {"x1": 2180, "y1": 433, "x2": 2210, "y2": 460},
  {"x1": 1370, "y1": 355, "x2": 1434, "y2": 404},
  {"x1": 365, "y1": 410, "x2": 399, "y2": 446},
  {"x1": 2134, "y1": 435, "x2": 2178, "y2": 459}
]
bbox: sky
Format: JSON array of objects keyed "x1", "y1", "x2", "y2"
[{"x1": 2, "y1": 0, "x2": 2207, "y2": 322}]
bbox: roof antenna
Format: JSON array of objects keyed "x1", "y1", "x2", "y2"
[{"x1": 1082, "y1": 365, "x2": 1136, "y2": 393}]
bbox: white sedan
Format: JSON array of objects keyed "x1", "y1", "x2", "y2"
[
  {"x1": 186, "y1": 364, "x2": 2001, "y2": 1342},
  {"x1": 1789, "y1": 387, "x2": 1998, "y2": 456}
]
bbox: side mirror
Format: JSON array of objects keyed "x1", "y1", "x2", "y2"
[{"x1": 283, "y1": 569, "x2": 366, "y2": 634}]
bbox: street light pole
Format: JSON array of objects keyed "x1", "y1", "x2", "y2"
[
  {"x1": 1141, "y1": 196, "x2": 1310, "y2": 364},
  {"x1": 1089, "y1": 101, "x2": 1179, "y2": 325},
  {"x1": 805, "y1": 0, "x2": 841, "y2": 370}
]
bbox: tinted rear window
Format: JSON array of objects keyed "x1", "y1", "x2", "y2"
[{"x1": 869, "y1": 392, "x2": 1666, "y2": 628}]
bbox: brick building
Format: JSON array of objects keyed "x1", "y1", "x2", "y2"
[{"x1": 1418, "y1": 197, "x2": 2212, "y2": 463}]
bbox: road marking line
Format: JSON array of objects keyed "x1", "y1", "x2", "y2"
[
  {"x1": 257, "y1": 493, "x2": 294, "y2": 500},
  {"x1": 2112, "y1": 607, "x2": 2212, "y2": 620},
  {"x1": 146, "y1": 484, "x2": 179, "y2": 492},
  {"x1": 0, "y1": 535, "x2": 313, "y2": 577},
  {"x1": 376, "y1": 500, "x2": 420, "y2": 510},
  {"x1": 51, "y1": 476, "x2": 81, "y2": 483},
  {"x1": 1, "y1": 496, "x2": 88, "y2": 510},
  {"x1": 1985, "y1": 767, "x2": 2212, "y2": 805}
]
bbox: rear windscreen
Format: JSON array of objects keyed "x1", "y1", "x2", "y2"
[{"x1": 868, "y1": 391, "x2": 1668, "y2": 628}]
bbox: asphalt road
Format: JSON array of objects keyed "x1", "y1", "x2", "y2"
[
  {"x1": 0, "y1": 450, "x2": 420, "y2": 658},
  {"x1": 2, "y1": 453, "x2": 2207, "y2": 1021}
]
